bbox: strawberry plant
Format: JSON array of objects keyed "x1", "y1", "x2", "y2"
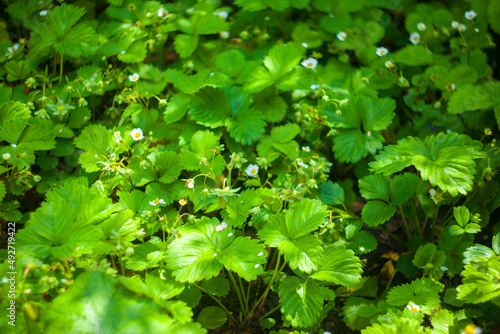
[{"x1": 1, "y1": 0, "x2": 500, "y2": 333}]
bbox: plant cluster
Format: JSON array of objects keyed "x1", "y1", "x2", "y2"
[{"x1": 1, "y1": 0, "x2": 500, "y2": 333}]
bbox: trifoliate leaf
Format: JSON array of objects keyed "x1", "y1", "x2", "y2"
[
  {"x1": 221, "y1": 189, "x2": 259, "y2": 227},
  {"x1": 463, "y1": 244, "x2": 496, "y2": 264},
  {"x1": 226, "y1": 111, "x2": 266, "y2": 144},
  {"x1": 413, "y1": 243, "x2": 446, "y2": 271},
  {"x1": 189, "y1": 87, "x2": 231, "y2": 128},
  {"x1": 310, "y1": 244, "x2": 363, "y2": 286},
  {"x1": 386, "y1": 277, "x2": 441, "y2": 308},
  {"x1": 0, "y1": 101, "x2": 30, "y2": 124},
  {"x1": 333, "y1": 130, "x2": 384, "y2": 163},
  {"x1": 394, "y1": 45, "x2": 433, "y2": 66},
  {"x1": 19, "y1": 118, "x2": 56, "y2": 150},
  {"x1": 219, "y1": 236, "x2": 266, "y2": 281},
  {"x1": 197, "y1": 306, "x2": 227, "y2": 330},
  {"x1": 252, "y1": 89, "x2": 288, "y2": 123},
  {"x1": 390, "y1": 173, "x2": 420, "y2": 206},
  {"x1": 453, "y1": 206, "x2": 470, "y2": 227},
  {"x1": 448, "y1": 83, "x2": 498, "y2": 115},
  {"x1": 215, "y1": 49, "x2": 246, "y2": 78},
  {"x1": 343, "y1": 297, "x2": 380, "y2": 330},
  {"x1": 361, "y1": 201, "x2": 396, "y2": 227},
  {"x1": 155, "y1": 151, "x2": 183, "y2": 184},
  {"x1": 319, "y1": 181, "x2": 345, "y2": 205},
  {"x1": 360, "y1": 97, "x2": 396, "y2": 131},
  {"x1": 286, "y1": 198, "x2": 329, "y2": 237},
  {"x1": 74, "y1": 124, "x2": 113, "y2": 172},
  {"x1": 457, "y1": 258, "x2": 500, "y2": 306},
  {"x1": 370, "y1": 132, "x2": 487, "y2": 196},
  {"x1": 359, "y1": 174, "x2": 389, "y2": 202},
  {"x1": 279, "y1": 276, "x2": 324, "y2": 328}
]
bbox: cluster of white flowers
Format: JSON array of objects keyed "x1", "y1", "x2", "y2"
[{"x1": 215, "y1": 221, "x2": 228, "y2": 232}]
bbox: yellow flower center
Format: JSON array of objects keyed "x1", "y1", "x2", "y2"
[
  {"x1": 251, "y1": 169, "x2": 256, "y2": 174},
  {"x1": 153, "y1": 199, "x2": 159, "y2": 204},
  {"x1": 464, "y1": 324, "x2": 477, "y2": 334},
  {"x1": 410, "y1": 306, "x2": 418, "y2": 312},
  {"x1": 134, "y1": 132, "x2": 141, "y2": 138}
]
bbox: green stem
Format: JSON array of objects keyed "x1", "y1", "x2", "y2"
[
  {"x1": 398, "y1": 206, "x2": 411, "y2": 238},
  {"x1": 257, "y1": 303, "x2": 281, "y2": 323},
  {"x1": 238, "y1": 276, "x2": 248, "y2": 314},
  {"x1": 194, "y1": 284, "x2": 237, "y2": 324},
  {"x1": 227, "y1": 271, "x2": 245, "y2": 319},
  {"x1": 59, "y1": 54, "x2": 63, "y2": 84}
]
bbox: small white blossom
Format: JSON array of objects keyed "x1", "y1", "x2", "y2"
[
  {"x1": 258, "y1": 252, "x2": 264, "y2": 256},
  {"x1": 158, "y1": 8, "x2": 168, "y2": 19},
  {"x1": 149, "y1": 199, "x2": 166, "y2": 206},
  {"x1": 310, "y1": 84, "x2": 319, "y2": 90},
  {"x1": 410, "y1": 32, "x2": 421, "y2": 44},
  {"x1": 11, "y1": 144, "x2": 17, "y2": 148},
  {"x1": 246, "y1": 164, "x2": 259, "y2": 177},
  {"x1": 219, "y1": 31, "x2": 230, "y2": 39},
  {"x1": 40, "y1": 10, "x2": 48, "y2": 16},
  {"x1": 120, "y1": 50, "x2": 126, "y2": 55},
  {"x1": 7, "y1": 44, "x2": 19, "y2": 53},
  {"x1": 376, "y1": 46, "x2": 389, "y2": 57},
  {"x1": 465, "y1": 10, "x2": 477, "y2": 20},
  {"x1": 385, "y1": 60, "x2": 395, "y2": 69},
  {"x1": 406, "y1": 302, "x2": 421, "y2": 312},
  {"x1": 2, "y1": 153, "x2": 11, "y2": 160},
  {"x1": 417, "y1": 22, "x2": 426, "y2": 31},
  {"x1": 458, "y1": 24, "x2": 467, "y2": 32},
  {"x1": 337, "y1": 31, "x2": 347, "y2": 41},
  {"x1": 461, "y1": 324, "x2": 483, "y2": 334},
  {"x1": 129, "y1": 73, "x2": 139, "y2": 82},
  {"x1": 301, "y1": 57, "x2": 318, "y2": 69},
  {"x1": 228, "y1": 232, "x2": 233, "y2": 237},
  {"x1": 302, "y1": 42, "x2": 308, "y2": 48},
  {"x1": 359, "y1": 246, "x2": 365, "y2": 252},
  {"x1": 115, "y1": 136, "x2": 123, "y2": 143},
  {"x1": 130, "y1": 128, "x2": 144, "y2": 141},
  {"x1": 214, "y1": 11, "x2": 229, "y2": 19},
  {"x1": 297, "y1": 161, "x2": 309, "y2": 169},
  {"x1": 324, "y1": 332, "x2": 332, "y2": 334},
  {"x1": 451, "y1": 21, "x2": 460, "y2": 29},
  {"x1": 450, "y1": 83, "x2": 456, "y2": 90},
  {"x1": 216, "y1": 222, "x2": 228, "y2": 232},
  {"x1": 302, "y1": 146, "x2": 310, "y2": 152},
  {"x1": 254, "y1": 264, "x2": 259, "y2": 269},
  {"x1": 186, "y1": 178, "x2": 195, "y2": 189},
  {"x1": 114, "y1": 131, "x2": 121, "y2": 138},
  {"x1": 1, "y1": 277, "x2": 8, "y2": 283}
]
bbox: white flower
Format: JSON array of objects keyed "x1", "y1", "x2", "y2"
[
  {"x1": 214, "y1": 11, "x2": 229, "y2": 19},
  {"x1": 215, "y1": 222, "x2": 228, "y2": 232},
  {"x1": 149, "y1": 199, "x2": 166, "y2": 206},
  {"x1": 254, "y1": 264, "x2": 260, "y2": 269},
  {"x1": 120, "y1": 50, "x2": 126, "y2": 55},
  {"x1": 409, "y1": 32, "x2": 420, "y2": 44},
  {"x1": 302, "y1": 146, "x2": 310, "y2": 152},
  {"x1": 129, "y1": 73, "x2": 139, "y2": 82},
  {"x1": 186, "y1": 178, "x2": 195, "y2": 189},
  {"x1": 465, "y1": 10, "x2": 477, "y2": 20},
  {"x1": 337, "y1": 31, "x2": 347, "y2": 41},
  {"x1": 302, "y1": 42, "x2": 308, "y2": 48},
  {"x1": 228, "y1": 232, "x2": 233, "y2": 237},
  {"x1": 40, "y1": 10, "x2": 48, "y2": 16},
  {"x1": 385, "y1": 60, "x2": 395, "y2": 69},
  {"x1": 461, "y1": 324, "x2": 483, "y2": 334},
  {"x1": 458, "y1": 24, "x2": 467, "y2": 32},
  {"x1": 301, "y1": 57, "x2": 318, "y2": 69},
  {"x1": 451, "y1": 21, "x2": 460, "y2": 29},
  {"x1": 324, "y1": 332, "x2": 332, "y2": 334},
  {"x1": 2, "y1": 153, "x2": 11, "y2": 160},
  {"x1": 7, "y1": 44, "x2": 19, "y2": 53},
  {"x1": 219, "y1": 31, "x2": 230, "y2": 39},
  {"x1": 130, "y1": 128, "x2": 144, "y2": 141},
  {"x1": 11, "y1": 144, "x2": 17, "y2": 148},
  {"x1": 114, "y1": 131, "x2": 121, "y2": 138},
  {"x1": 417, "y1": 22, "x2": 426, "y2": 31},
  {"x1": 258, "y1": 252, "x2": 264, "y2": 256},
  {"x1": 450, "y1": 83, "x2": 456, "y2": 90},
  {"x1": 297, "y1": 161, "x2": 309, "y2": 169},
  {"x1": 310, "y1": 84, "x2": 319, "y2": 90},
  {"x1": 115, "y1": 137, "x2": 123, "y2": 143},
  {"x1": 376, "y1": 47, "x2": 388, "y2": 57},
  {"x1": 406, "y1": 302, "x2": 420, "y2": 313},
  {"x1": 246, "y1": 164, "x2": 259, "y2": 177},
  {"x1": 158, "y1": 8, "x2": 168, "y2": 19}
]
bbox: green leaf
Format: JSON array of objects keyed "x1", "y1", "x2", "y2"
[
  {"x1": 347, "y1": 231, "x2": 378, "y2": 255},
  {"x1": 359, "y1": 174, "x2": 389, "y2": 202},
  {"x1": 0, "y1": 101, "x2": 30, "y2": 125},
  {"x1": 370, "y1": 132, "x2": 487, "y2": 196},
  {"x1": 193, "y1": 14, "x2": 228, "y2": 35},
  {"x1": 0, "y1": 180, "x2": 6, "y2": 200},
  {"x1": 390, "y1": 173, "x2": 420, "y2": 206},
  {"x1": 221, "y1": 189, "x2": 259, "y2": 227},
  {"x1": 361, "y1": 201, "x2": 396, "y2": 227},
  {"x1": 219, "y1": 236, "x2": 266, "y2": 281},
  {"x1": 342, "y1": 297, "x2": 380, "y2": 330},
  {"x1": 264, "y1": 43, "x2": 303, "y2": 79},
  {"x1": 271, "y1": 124, "x2": 301, "y2": 143},
  {"x1": 174, "y1": 34, "x2": 199, "y2": 58},
  {"x1": 394, "y1": 45, "x2": 433, "y2": 66},
  {"x1": 319, "y1": 181, "x2": 345, "y2": 205},
  {"x1": 197, "y1": 306, "x2": 227, "y2": 330},
  {"x1": 386, "y1": 277, "x2": 441, "y2": 308},
  {"x1": 216, "y1": 49, "x2": 246, "y2": 78},
  {"x1": 226, "y1": 111, "x2": 266, "y2": 144},
  {"x1": 199, "y1": 276, "x2": 230, "y2": 297},
  {"x1": 5, "y1": 60, "x2": 32, "y2": 81},
  {"x1": 19, "y1": 119, "x2": 56, "y2": 150},
  {"x1": 155, "y1": 151, "x2": 183, "y2": 184},
  {"x1": 359, "y1": 97, "x2": 396, "y2": 131},
  {"x1": 453, "y1": 206, "x2": 469, "y2": 227},
  {"x1": 286, "y1": 198, "x2": 329, "y2": 238},
  {"x1": 362, "y1": 319, "x2": 425, "y2": 334},
  {"x1": 252, "y1": 89, "x2": 288, "y2": 122},
  {"x1": 118, "y1": 42, "x2": 147, "y2": 63},
  {"x1": 279, "y1": 276, "x2": 324, "y2": 328},
  {"x1": 333, "y1": 130, "x2": 384, "y2": 163},
  {"x1": 448, "y1": 83, "x2": 497, "y2": 115},
  {"x1": 310, "y1": 245, "x2": 363, "y2": 286},
  {"x1": 493, "y1": 233, "x2": 500, "y2": 255},
  {"x1": 74, "y1": 124, "x2": 113, "y2": 172},
  {"x1": 189, "y1": 87, "x2": 231, "y2": 128},
  {"x1": 457, "y1": 258, "x2": 500, "y2": 305},
  {"x1": 413, "y1": 243, "x2": 446, "y2": 271},
  {"x1": 164, "y1": 94, "x2": 190, "y2": 124}
]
